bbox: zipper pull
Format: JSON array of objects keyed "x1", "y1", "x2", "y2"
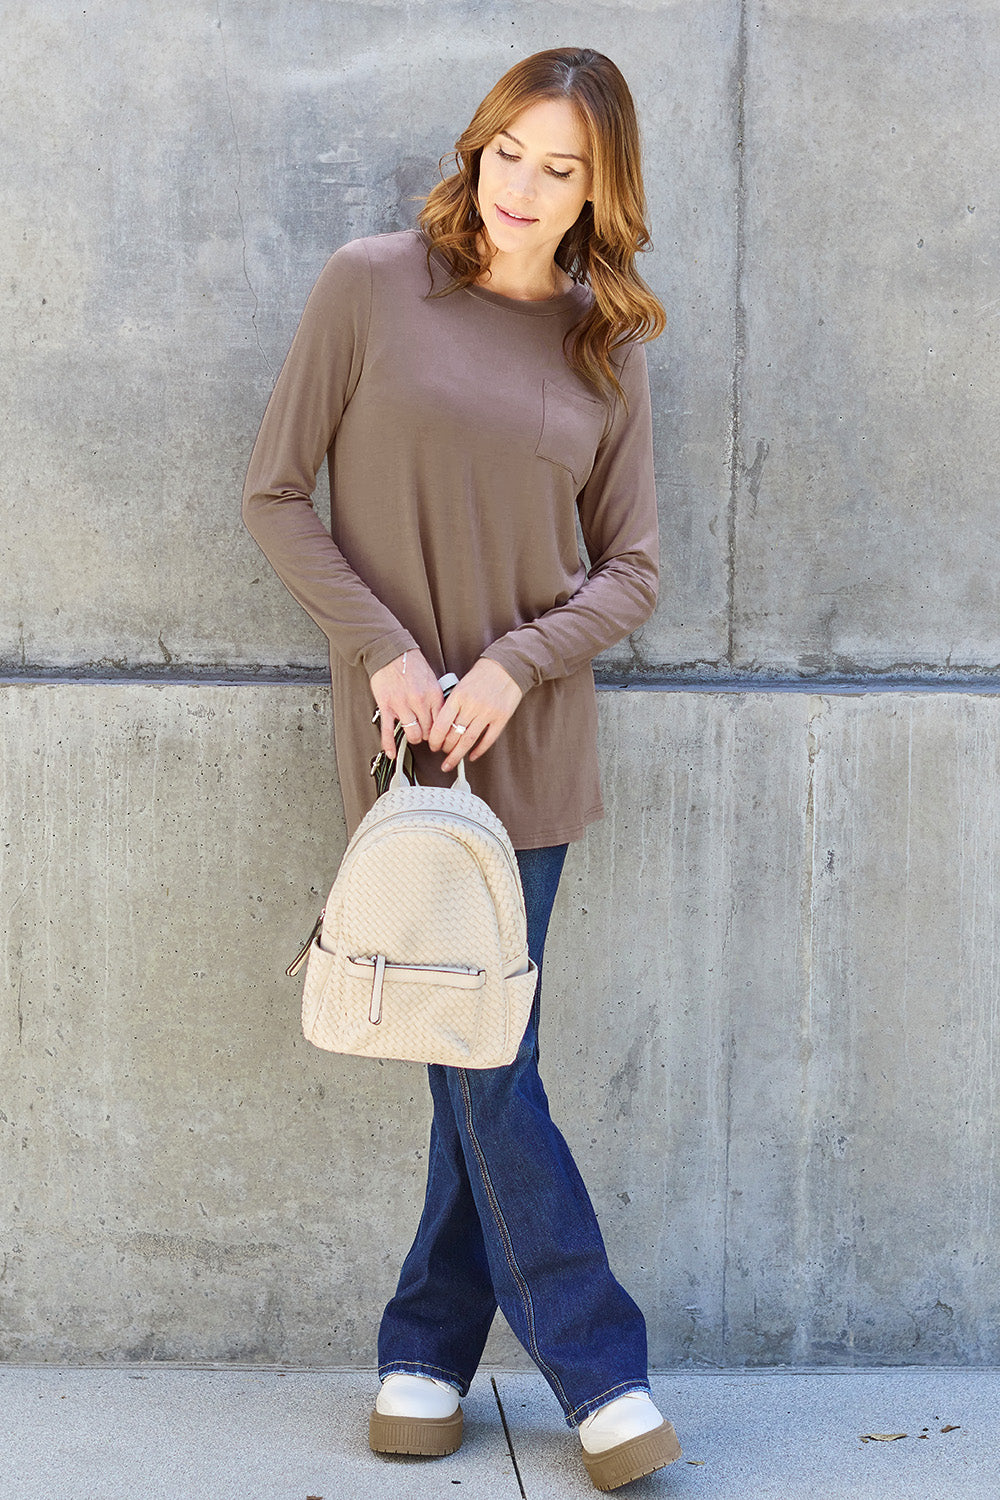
[
  {"x1": 368, "y1": 953, "x2": 387, "y2": 1025},
  {"x1": 286, "y1": 911, "x2": 324, "y2": 977}
]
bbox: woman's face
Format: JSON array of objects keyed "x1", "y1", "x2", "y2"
[{"x1": 476, "y1": 96, "x2": 593, "y2": 263}]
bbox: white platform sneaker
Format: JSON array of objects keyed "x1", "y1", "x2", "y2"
[
  {"x1": 579, "y1": 1391, "x2": 682, "y2": 1491},
  {"x1": 369, "y1": 1372, "x2": 463, "y2": 1457}
]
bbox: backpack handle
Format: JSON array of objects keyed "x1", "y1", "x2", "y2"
[
  {"x1": 391, "y1": 743, "x2": 468, "y2": 791},
  {"x1": 371, "y1": 678, "x2": 470, "y2": 804}
]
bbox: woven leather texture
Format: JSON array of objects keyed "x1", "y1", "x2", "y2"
[{"x1": 301, "y1": 777, "x2": 536, "y2": 1068}]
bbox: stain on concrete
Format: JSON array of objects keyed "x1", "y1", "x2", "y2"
[
  {"x1": 744, "y1": 438, "x2": 770, "y2": 514},
  {"x1": 118, "y1": 1232, "x2": 282, "y2": 1276}
]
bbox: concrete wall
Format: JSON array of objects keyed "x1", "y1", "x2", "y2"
[
  {"x1": 3, "y1": 1, "x2": 999, "y2": 1367},
  {"x1": 4, "y1": 684, "x2": 999, "y2": 1365}
]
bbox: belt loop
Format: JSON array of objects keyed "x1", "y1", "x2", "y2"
[{"x1": 369, "y1": 954, "x2": 386, "y2": 1025}]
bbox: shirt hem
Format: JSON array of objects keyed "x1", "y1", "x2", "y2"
[{"x1": 508, "y1": 802, "x2": 605, "y2": 851}]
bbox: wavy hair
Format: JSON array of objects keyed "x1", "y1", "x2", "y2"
[{"x1": 419, "y1": 47, "x2": 665, "y2": 402}]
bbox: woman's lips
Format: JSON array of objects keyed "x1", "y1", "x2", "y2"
[{"x1": 495, "y1": 204, "x2": 537, "y2": 226}]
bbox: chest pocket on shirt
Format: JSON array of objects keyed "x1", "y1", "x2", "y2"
[{"x1": 534, "y1": 379, "x2": 607, "y2": 492}]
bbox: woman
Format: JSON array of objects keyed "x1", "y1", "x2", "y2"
[{"x1": 243, "y1": 46, "x2": 678, "y2": 1493}]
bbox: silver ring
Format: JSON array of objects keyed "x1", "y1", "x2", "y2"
[
  {"x1": 453, "y1": 722, "x2": 468, "y2": 734},
  {"x1": 403, "y1": 720, "x2": 418, "y2": 729}
]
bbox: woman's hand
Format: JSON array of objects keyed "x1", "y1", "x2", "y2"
[
  {"x1": 369, "y1": 650, "x2": 445, "y2": 757},
  {"x1": 429, "y1": 658, "x2": 524, "y2": 773}
]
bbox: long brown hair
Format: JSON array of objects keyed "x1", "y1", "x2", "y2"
[{"x1": 419, "y1": 47, "x2": 665, "y2": 402}]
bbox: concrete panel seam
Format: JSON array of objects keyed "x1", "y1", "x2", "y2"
[
  {"x1": 720, "y1": 1002, "x2": 736, "y2": 1357},
  {"x1": 791, "y1": 696, "x2": 828, "y2": 1361},
  {"x1": 215, "y1": 1, "x2": 271, "y2": 375},
  {"x1": 726, "y1": 0, "x2": 749, "y2": 667},
  {"x1": 7, "y1": 671, "x2": 1000, "y2": 694}
]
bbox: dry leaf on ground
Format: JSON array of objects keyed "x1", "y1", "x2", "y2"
[{"x1": 860, "y1": 1432, "x2": 907, "y2": 1442}]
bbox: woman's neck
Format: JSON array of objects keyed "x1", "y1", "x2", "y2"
[{"x1": 475, "y1": 241, "x2": 571, "y2": 302}]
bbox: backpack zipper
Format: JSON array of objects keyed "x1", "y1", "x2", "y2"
[
  {"x1": 350, "y1": 808, "x2": 520, "y2": 885},
  {"x1": 288, "y1": 812, "x2": 520, "y2": 979},
  {"x1": 286, "y1": 910, "x2": 324, "y2": 977}
]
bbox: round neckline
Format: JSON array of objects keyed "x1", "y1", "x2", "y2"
[
  {"x1": 465, "y1": 276, "x2": 588, "y2": 317},
  {"x1": 418, "y1": 231, "x2": 589, "y2": 318}
]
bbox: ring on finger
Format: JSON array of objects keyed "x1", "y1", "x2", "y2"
[
  {"x1": 403, "y1": 720, "x2": 419, "y2": 728},
  {"x1": 452, "y1": 721, "x2": 468, "y2": 734}
]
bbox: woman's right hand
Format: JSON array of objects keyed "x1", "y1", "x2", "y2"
[{"x1": 369, "y1": 650, "x2": 445, "y2": 758}]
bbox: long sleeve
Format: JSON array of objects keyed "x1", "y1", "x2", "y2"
[
  {"x1": 481, "y1": 341, "x2": 659, "y2": 693},
  {"x1": 242, "y1": 241, "x2": 417, "y2": 676}
]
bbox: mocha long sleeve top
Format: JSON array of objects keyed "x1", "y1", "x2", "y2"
[{"x1": 243, "y1": 229, "x2": 659, "y2": 847}]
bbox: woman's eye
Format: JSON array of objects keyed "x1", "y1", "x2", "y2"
[
  {"x1": 494, "y1": 145, "x2": 572, "y2": 181},
  {"x1": 491, "y1": 144, "x2": 569, "y2": 180}
]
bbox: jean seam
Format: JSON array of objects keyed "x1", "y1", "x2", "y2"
[
  {"x1": 568, "y1": 1378, "x2": 651, "y2": 1425},
  {"x1": 457, "y1": 1067, "x2": 571, "y2": 1412}
]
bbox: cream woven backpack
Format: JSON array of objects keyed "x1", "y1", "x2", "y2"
[{"x1": 287, "y1": 751, "x2": 538, "y2": 1068}]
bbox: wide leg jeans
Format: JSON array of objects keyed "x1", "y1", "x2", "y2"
[{"x1": 376, "y1": 844, "x2": 650, "y2": 1427}]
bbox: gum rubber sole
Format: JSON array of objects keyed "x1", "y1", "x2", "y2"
[
  {"x1": 369, "y1": 1407, "x2": 464, "y2": 1457},
  {"x1": 582, "y1": 1419, "x2": 682, "y2": 1492}
]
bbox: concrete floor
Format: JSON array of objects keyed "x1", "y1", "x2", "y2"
[{"x1": 0, "y1": 1366, "x2": 995, "y2": 1500}]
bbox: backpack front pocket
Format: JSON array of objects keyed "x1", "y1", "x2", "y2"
[{"x1": 347, "y1": 955, "x2": 485, "y2": 1026}]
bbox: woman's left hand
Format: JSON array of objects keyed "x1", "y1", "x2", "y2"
[{"x1": 429, "y1": 658, "x2": 524, "y2": 772}]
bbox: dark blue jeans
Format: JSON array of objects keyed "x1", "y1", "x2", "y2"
[{"x1": 377, "y1": 844, "x2": 650, "y2": 1427}]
